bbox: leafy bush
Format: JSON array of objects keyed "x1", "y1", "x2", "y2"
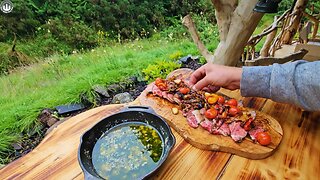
[
  {"x1": 2, "y1": 0, "x2": 215, "y2": 41},
  {"x1": 169, "y1": 51, "x2": 183, "y2": 60},
  {"x1": 142, "y1": 60, "x2": 181, "y2": 83},
  {"x1": 0, "y1": 0, "x2": 40, "y2": 41},
  {"x1": 40, "y1": 18, "x2": 98, "y2": 50}
]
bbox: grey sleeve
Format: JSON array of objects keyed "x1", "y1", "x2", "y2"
[{"x1": 240, "y1": 60, "x2": 320, "y2": 111}]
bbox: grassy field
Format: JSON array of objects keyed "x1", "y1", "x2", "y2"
[{"x1": 0, "y1": 38, "x2": 205, "y2": 164}]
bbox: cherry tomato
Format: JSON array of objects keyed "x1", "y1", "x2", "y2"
[
  {"x1": 207, "y1": 96, "x2": 218, "y2": 104},
  {"x1": 179, "y1": 87, "x2": 190, "y2": 94},
  {"x1": 204, "y1": 108, "x2": 218, "y2": 119},
  {"x1": 218, "y1": 96, "x2": 225, "y2": 104},
  {"x1": 157, "y1": 82, "x2": 167, "y2": 91},
  {"x1": 256, "y1": 132, "x2": 271, "y2": 146},
  {"x1": 204, "y1": 92, "x2": 211, "y2": 99},
  {"x1": 228, "y1": 106, "x2": 240, "y2": 116},
  {"x1": 243, "y1": 118, "x2": 253, "y2": 131},
  {"x1": 155, "y1": 78, "x2": 163, "y2": 86},
  {"x1": 226, "y1": 99, "x2": 238, "y2": 106}
]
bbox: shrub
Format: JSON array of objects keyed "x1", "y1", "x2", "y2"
[
  {"x1": 40, "y1": 18, "x2": 98, "y2": 50},
  {"x1": 0, "y1": 0, "x2": 40, "y2": 41},
  {"x1": 142, "y1": 60, "x2": 181, "y2": 83}
]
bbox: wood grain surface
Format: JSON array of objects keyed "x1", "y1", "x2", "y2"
[{"x1": 0, "y1": 69, "x2": 319, "y2": 179}]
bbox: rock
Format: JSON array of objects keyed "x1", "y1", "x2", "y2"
[
  {"x1": 47, "y1": 117, "x2": 59, "y2": 127},
  {"x1": 178, "y1": 55, "x2": 192, "y2": 64},
  {"x1": 12, "y1": 143, "x2": 22, "y2": 150},
  {"x1": 191, "y1": 55, "x2": 200, "y2": 60},
  {"x1": 111, "y1": 92, "x2": 134, "y2": 104},
  {"x1": 0, "y1": 164, "x2": 4, "y2": 170},
  {"x1": 107, "y1": 84, "x2": 124, "y2": 94},
  {"x1": 128, "y1": 76, "x2": 138, "y2": 84},
  {"x1": 38, "y1": 108, "x2": 55, "y2": 125},
  {"x1": 55, "y1": 103, "x2": 86, "y2": 115},
  {"x1": 45, "y1": 117, "x2": 69, "y2": 135},
  {"x1": 79, "y1": 93, "x2": 93, "y2": 106},
  {"x1": 92, "y1": 85, "x2": 110, "y2": 98}
]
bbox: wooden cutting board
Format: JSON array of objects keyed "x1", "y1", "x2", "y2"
[{"x1": 139, "y1": 68, "x2": 283, "y2": 159}]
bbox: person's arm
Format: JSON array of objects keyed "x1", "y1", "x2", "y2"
[{"x1": 241, "y1": 60, "x2": 320, "y2": 111}]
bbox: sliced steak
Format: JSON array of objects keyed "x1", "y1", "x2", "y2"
[
  {"x1": 161, "y1": 91, "x2": 168, "y2": 99},
  {"x1": 165, "y1": 93, "x2": 174, "y2": 103},
  {"x1": 186, "y1": 110, "x2": 199, "y2": 128},
  {"x1": 229, "y1": 121, "x2": 247, "y2": 142},
  {"x1": 248, "y1": 126, "x2": 264, "y2": 141},
  {"x1": 199, "y1": 108, "x2": 206, "y2": 115},
  {"x1": 211, "y1": 119, "x2": 224, "y2": 135},
  {"x1": 152, "y1": 84, "x2": 163, "y2": 97},
  {"x1": 200, "y1": 119, "x2": 213, "y2": 133},
  {"x1": 192, "y1": 110, "x2": 204, "y2": 123},
  {"x1": 145, "y1": 83, "x2": 154, "y2": 93},
  {"x1": 215, "y1": 123, "x2": 230, "y2": 136}
]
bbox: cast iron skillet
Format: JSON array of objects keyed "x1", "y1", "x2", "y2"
[{"x1": 78, "y1": 106, "x2": 176, "y2": 180}]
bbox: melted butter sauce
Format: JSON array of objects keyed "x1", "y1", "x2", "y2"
[{"x1": 92, "y1": 122, "x2": 163, "y2": 180}]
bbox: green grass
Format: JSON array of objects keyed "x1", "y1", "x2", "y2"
[{"x1": 0, "y1": 38, "x2": 202, "y2": 164}]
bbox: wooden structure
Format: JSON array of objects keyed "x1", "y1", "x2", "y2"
[
  {"x1": 243, "y1": 0, "x2": 320, "y2": 65},
  {"x1": 183, "y1": 0, "x2": 263, "y2": 66},
  {"x1": 0, "y1": 69, "x2": 319, "y2": 179},
  {"x1": 183, "y1": 0, "x2": 319, "y2": 66}
]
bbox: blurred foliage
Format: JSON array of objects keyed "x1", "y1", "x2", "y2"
[
  {"x1": 0, "y1": 0, "x2": 215, "y2": 74},
  {"x1": 278, "y1": 0, "x2": 320, "y2": 14},
  {"x1": 0, "y1": 0, "x2": 215, "y2": 42}
]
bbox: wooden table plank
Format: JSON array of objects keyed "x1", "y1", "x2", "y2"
[
  {"x1": 0, "y1": 101, "x2": 231, "y2": 179},
  {"x1": 220, "y1": 100, "x2": 320, "y2": 179},
  {"x1": 150, "y1": 131, "x2": 231, "y2": 179},
  {"x1": 0, "y1": 104, "x2": 125, "y2": 179},
  {"x1": 0, "y1": 87, "x2": 318, "y2": 179}
]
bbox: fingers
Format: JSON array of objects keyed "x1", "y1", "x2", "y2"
[
  {"x1": 202, "y1": 86, "x2": 220, "y2": 93},
  {"x1": 189, "y1": 64, "x2": 206, "y2": 86},
  {"x1": 208, "y1": 85, "x2": 221, "y2": 92},
  {"x1": 193, "y1": 76, "x2": 211, "y2": 91}
]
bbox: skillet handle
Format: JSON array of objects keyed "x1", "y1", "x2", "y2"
[
  {"x1": 121, "y1": 106, "x2": 156, "y2": 114},
  {"x1": 83, "y1": 171, "x2": 100, "y2": 180}
]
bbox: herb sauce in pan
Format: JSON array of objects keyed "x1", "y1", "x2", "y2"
[{"x1": 92, "y1": 122, "x2": 163, "y2": 180}]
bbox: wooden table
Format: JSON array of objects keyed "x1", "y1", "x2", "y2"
[{"x1": 0, "y1": 89, "x2": 319, "y2": 179}]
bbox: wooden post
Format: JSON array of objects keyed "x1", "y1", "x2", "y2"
[
  {"x1": 302, "y1": 11, "x2": 320, "y2": 40},
  {"x1": 260, "y1": 16, "x2": 278, "y2": 57},
  {"x1": 281, "y1": 0, "x2": 308, "y2": 44},
  {"x1": 183, "y1": 0, "x2": 263, "y2": 66},
  {"x1": 212, "y1": 0, "x2": 263, "y2": 66},
  {"x1": 211, "y1": 0, "x2": 237, "y2": 42}
]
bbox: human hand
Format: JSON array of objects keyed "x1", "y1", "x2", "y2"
[{"x1": 189, "y1": 63, "x2": 242, "y2": 91}]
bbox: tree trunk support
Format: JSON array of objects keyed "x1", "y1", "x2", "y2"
[{"x1": 183, "y1": 0, "x2": 263, "y2": 66}]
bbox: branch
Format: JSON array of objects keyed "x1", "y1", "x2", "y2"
[
  {"x1": 302, "y1": 11, "x2": 320, "y2": 39},
  {"x1": 247, "y1": 10, "x2": 290, "y2": 46},
  {"x1": 245, "y1": 49, "x2": 308, "y2": 66},
  {"x1": 182, "y1": 15, "x2": 214, "y2": 61}
]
